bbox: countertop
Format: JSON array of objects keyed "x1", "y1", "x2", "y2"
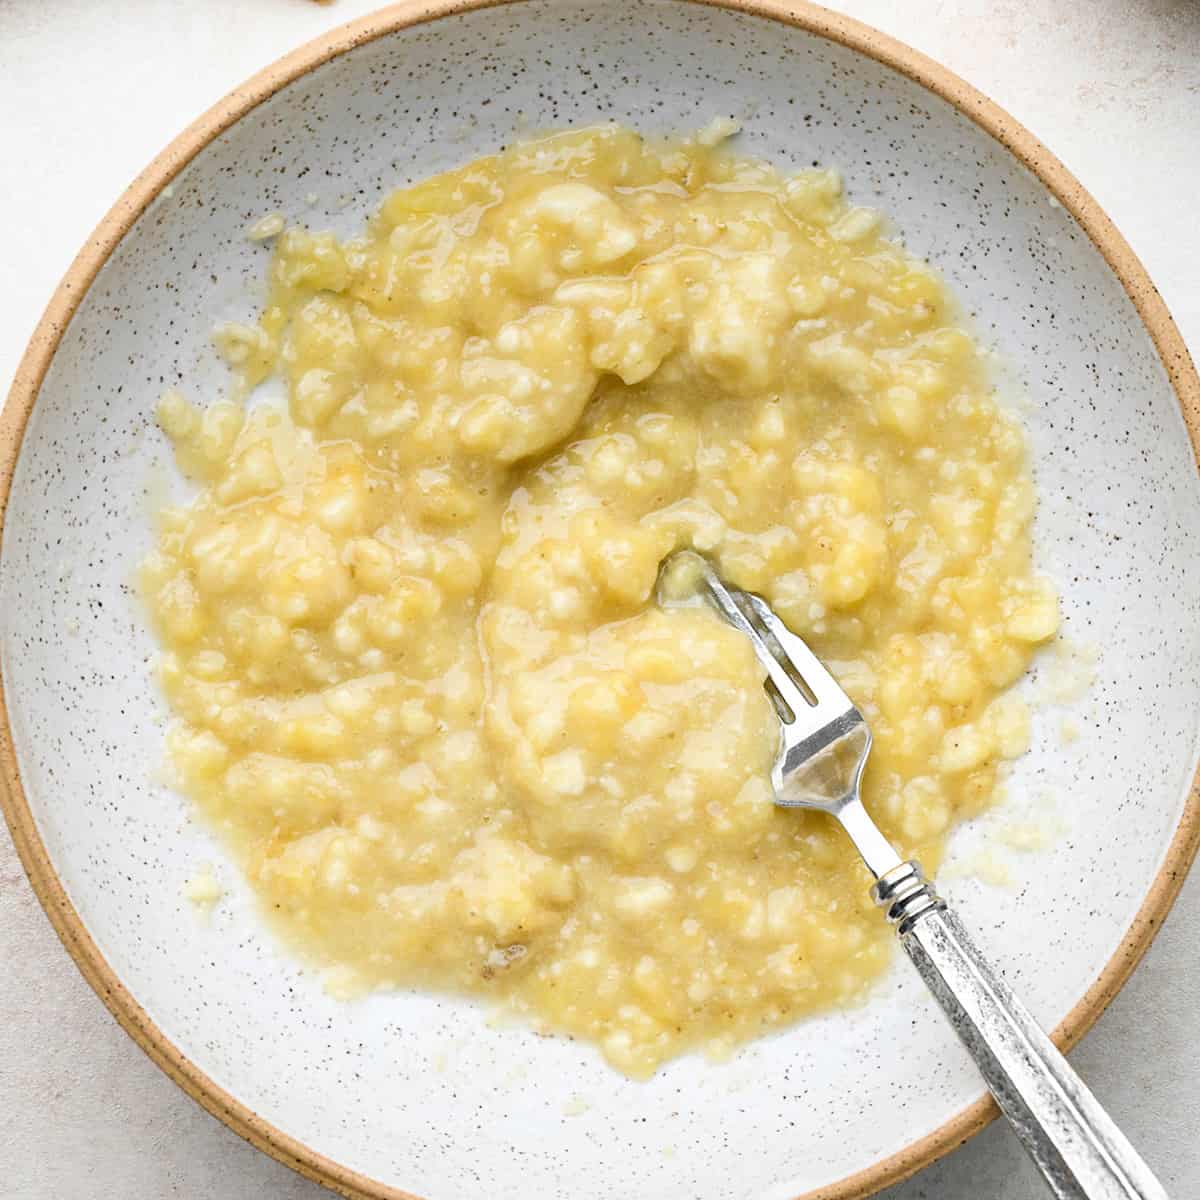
[{"x1": 1, "y1": 0, "x2": 1197, "y2": 1196}]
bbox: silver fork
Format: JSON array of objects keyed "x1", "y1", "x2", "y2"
[{"x1": 660, "y1": 551, "x2": 1168, "y2": 1200}]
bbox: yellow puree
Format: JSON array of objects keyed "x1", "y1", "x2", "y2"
[{"x1": 141, "y1": 125, "x2": 1057, "y2": 1076}]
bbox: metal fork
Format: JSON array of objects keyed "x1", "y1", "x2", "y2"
[{"x1": 660, "y1": 551, "x2": 1168, "y2": 1200}]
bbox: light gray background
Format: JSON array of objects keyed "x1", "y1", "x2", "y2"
[{"x1": 1, "y1": 0, "x2": 1197, "y2": 1196}]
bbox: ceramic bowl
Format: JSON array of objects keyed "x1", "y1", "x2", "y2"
[{"x1": 2, "y1": 2, "x2": 1199, "y2": 1198}]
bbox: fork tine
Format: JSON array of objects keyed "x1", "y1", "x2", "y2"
[
  {"x1": 740, "y1": 592, "x2": 849, "y2": 710},
  {"x1": 694, "y1": 561, "x2": 813, "y2": 721}
]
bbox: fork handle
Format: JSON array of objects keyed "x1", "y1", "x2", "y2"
[{"x1": 873, "y1": 863, "x2": 1168, "y2": 1200}]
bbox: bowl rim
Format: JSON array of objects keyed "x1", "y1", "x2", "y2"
[{"x1": 1, "y1": 1, "x2": 1198, "y2": 1197}]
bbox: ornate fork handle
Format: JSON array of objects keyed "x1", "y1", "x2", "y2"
[{"x1": 874, "y1": 863, "x2": 1169, "y2": 1200}]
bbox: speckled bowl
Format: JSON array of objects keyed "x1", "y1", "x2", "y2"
[{"x1": 2, "y1": 2, "x2": 1199, "y2": 1198}]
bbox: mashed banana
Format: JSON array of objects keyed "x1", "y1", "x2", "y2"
[{"x1": 142, "y1": 125, "x2": 1057, "y2": 1076}]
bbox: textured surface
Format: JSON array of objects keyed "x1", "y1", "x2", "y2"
[{"x1": 0, "y1": 0, "x2": 1198, "y2": 1198}]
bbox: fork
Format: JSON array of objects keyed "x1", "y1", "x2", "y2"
[{"x1": 660, "y1": 551, "x2": 1168, "y2": 1200}]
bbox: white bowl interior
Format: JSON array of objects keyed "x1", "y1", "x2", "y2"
[{"x1": 3, "y1": 2, "x2": 1199, "y2": 1197}]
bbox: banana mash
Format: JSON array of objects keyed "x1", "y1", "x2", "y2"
[{"x1": 142, "y1": 125, "x2": 1057, "y2": 1076}]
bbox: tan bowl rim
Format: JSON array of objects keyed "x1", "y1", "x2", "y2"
[{"x1": 1, "y1": 1, "x2": 1198, "y2": 1197}]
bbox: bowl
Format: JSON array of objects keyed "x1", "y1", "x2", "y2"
[{"x1": 2, "y1": 2, "x2": 1199, "y2": 1197}]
